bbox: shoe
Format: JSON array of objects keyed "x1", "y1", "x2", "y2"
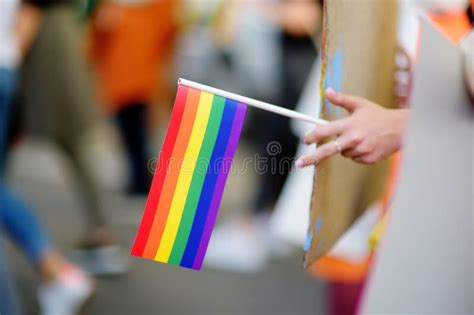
[
  {"x1": 71, "y1": 228, "x2": 129, "y2": 276},
  {"x1": 38, "y1": 263, "x2": 94, "y2": 315},
  {"x1": 204, "y1": 216, "x2": 271, "y2": 273},
  {"x1": 70, "y1": 245, "x2": 130, "y2": 276}
]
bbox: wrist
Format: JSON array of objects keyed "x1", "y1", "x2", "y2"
[{"x1": 393, "y1": 108, "x2": 409, "y2": 151}]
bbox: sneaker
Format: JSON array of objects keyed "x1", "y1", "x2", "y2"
[
  {"x1": 71, "y1": 228, "x2": 130, "y2": 276},
  {"x1": 70, "y1": 245, "x2": 130, "y2": 276},
  {"x1": 37, "y1": 263, "x2": 94, "y2": 315}
]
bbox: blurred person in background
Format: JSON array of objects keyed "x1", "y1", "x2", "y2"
[
  {"x1": 0, "y1": 235, "x2": 22, "y2": 315},
  {"x1": 464, "y1": 0, "x2": 474, "y2": 99},
  {"x1": 89, "y1": 0, "x2": 178, "y2": 195},
  {"x1": 1, "y1": 1, "x2": 94, "y2": 314},
  {"x1": 16, "y1": 0, "x2": 128, "y2": 275},
  {"x1": 462, "y1": 30, "x2": 473, "y2": 99},
  {"x1": 205, "y1": 0, "x2": 322, "y2": 273}
]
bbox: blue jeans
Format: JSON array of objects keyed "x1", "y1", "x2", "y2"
[
  {"x1": 0, "y1": 68, "x2": 49, "y2": 315},
  {"x1": 0, "y1": 67, "x2": 49, "y2": 262},
  {"x1": 0, "y1": 235, "x2": 23, "y2": 315}
]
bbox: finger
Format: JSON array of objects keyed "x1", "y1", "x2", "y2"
[
  {"x1": 343, "y1": 142, "x2": 373, "y2": 158},
  {"x1": 298, "y1": 132, "x2": 360, "y2": 167},
  {"x1": 352, "y1": 154, "x2": 377, "y2": 165},
  {"x1": 342, "y1": 148, "x2": 359, "y2": 158},
  {"x1": 325, "y1": 88, "x2": 364, "y2": 112},
  {"x1": 342, "y1": 145, "x2": 366, "y2": 158},
  {"x1": 303, "y1": 119, "x2": 348, "y2": 144},
  {"x1": 296, "y1": 140, "x2": 340, "y2": 168}
]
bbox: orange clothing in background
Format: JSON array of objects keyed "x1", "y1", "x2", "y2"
[
  {"x1": 429, "y1": 9, "x2": 471, "y2": 44},
  {"x1": 90, "y1": 1, "x2": 177, "y2": 111}
]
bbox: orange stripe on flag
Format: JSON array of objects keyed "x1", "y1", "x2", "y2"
[{"x1": 142, "y1": 89, "x2": 201, "y2": 259}]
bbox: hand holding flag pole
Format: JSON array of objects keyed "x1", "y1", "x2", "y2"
[{"x1": 178, "y1": 78, "x2": 328, "y2": 125}]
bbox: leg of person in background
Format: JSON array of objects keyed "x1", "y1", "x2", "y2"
[
  {"x1": 0, "y1": 186, "x2": 95, "y2": 315},
  {"x1": 17, "y1": 5, "x2": 128, "y2": 276},
  {"x1": 1, "y1": 67, "x2": 93, "y2": 315},
  {"x1": 253, "y1": 115, "x2": 298, "y2": 213},
  {"x1": 326, "y1": 280, "x2": 366, "y2": 315},
  {"x1": 115, "y1": 102, "x2": 152, "y2": 195},
  {"x1": 252, "y1": 30, "x2": 318, "y2": 214},
  {"x1": 57, "y1": 139, "x2": 106, "y2": 237},
  {"x1": 205, "y1": 31, "x2": 316, "y2": 273},
  {"x1": 58, "y1": 139, "x2": 129, "y2": 276},
  {"x1": 0, "y1": 235, "x2": 23, "y2": 315},
  {"x1": 0, "y1": 69, "x2": 22, "y2": 315}
]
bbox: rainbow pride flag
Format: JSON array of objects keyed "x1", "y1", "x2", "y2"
[{"x1": 131, "y1": 84, "x2": 247, "y2": 270}]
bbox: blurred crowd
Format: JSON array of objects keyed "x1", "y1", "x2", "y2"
[
  {"x1": 0, "y1": 0, "x2": 472, "y2": 314},
  {"x1": 1, "y1": 0, "x2": 322, "y2": 314}
]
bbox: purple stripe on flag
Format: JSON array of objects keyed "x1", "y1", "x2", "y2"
[{"x1": 192, "y1": 103, "x2": 247, "y2": 269}]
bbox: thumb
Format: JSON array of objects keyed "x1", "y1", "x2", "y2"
[{"x1": 325, "y1": 88, "x2": 363, "y2": 112}]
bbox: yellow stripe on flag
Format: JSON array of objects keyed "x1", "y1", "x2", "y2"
[{"x1": 155, "y1": 92, "x2": 214, "y2": 262}]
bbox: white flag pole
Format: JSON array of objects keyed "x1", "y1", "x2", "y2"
[{"x1": 178, "y1": 78, "x2": 328, "y2": 125}]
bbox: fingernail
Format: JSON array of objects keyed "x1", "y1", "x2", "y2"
[
  {"x1": 325, "y1": 88, "x2": 336, "y2": 97},
  {"x1": 295, "y1": 159, "x2": 304, "y2": 168}
]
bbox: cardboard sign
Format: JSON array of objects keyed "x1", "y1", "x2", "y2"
[{"x1": 305, "y1": 0, "x2": 398, "y2": 266}]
